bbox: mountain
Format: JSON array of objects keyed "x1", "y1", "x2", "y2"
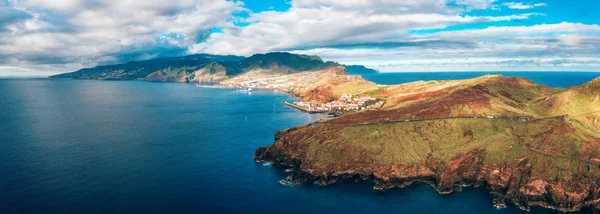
[
  {"x1": 255, "y1": 75, "x2": 600, "y2": 212},
  {"x1": 50, "y1": 54, "x2": 244, "y2": 81},
  {"x1": 142, "y1": 60, "x2": 242, "y2": 83},
  {"x1": 51, "y1": 52, "x2": 342, "y2": 82},
  {"x1": 343, "y1": 65, "x2": 379, "y2": 75},
  {"x1": 239, "y1": 52, "x2": 340, "y2": 75}
]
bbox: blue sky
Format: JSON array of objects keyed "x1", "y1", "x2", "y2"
[
  {"x1": 242, "y1": 0, "x2": 291, "y2": 13},
  {"x1": 0, "y1": 0, "x2": 599, "y2": 76}
]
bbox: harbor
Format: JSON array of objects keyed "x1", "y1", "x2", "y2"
[{"x1": 282, "y1": 101, "x2": 331, "y2": 113}]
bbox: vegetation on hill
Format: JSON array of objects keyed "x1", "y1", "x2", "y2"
[
  {"x1": 51, "y1": 52, "x2": 341, "y2": 82},
  {"x1": 255, "y1": 74, "x2": 600, "y2": 213},
  {"x1": 239, "y1": 52, "x2": 340, "y2": 75}
]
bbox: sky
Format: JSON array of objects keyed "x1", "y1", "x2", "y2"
[{"x1": 0, "y1": 0, "x2": 599, "y2": 76}]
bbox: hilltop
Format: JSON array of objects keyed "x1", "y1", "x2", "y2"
[{"x1": 255, "y1": 74, "x2": 600, "y2": 213}]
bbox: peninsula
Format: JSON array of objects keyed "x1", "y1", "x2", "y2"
[{"x1": 255, "y1": 72, "x2": 600, "y2": 213}]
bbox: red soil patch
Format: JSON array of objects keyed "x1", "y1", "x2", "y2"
[
  {"x1": 328, "y1": 84, "x2": 493, "y2": 124},
  {"x1": 302, "y1": 85, "x2": 336, "y2": 103},
  {"x1": 388, "y1": 86, "x2": 456, "y2": 107}
]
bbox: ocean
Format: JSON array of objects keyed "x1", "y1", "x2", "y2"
[
  {"x1": 1, "y1": 72, "x2": 598, "y2": 213},
  {"x1": 361, "y1": 71, "x2": 600, "y2": 88}
]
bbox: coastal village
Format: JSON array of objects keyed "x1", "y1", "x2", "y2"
[
  {"x1": 288, "y1": 93, "x2": 384, "y2": 113},
  {"x1": 219, "y1": 69, "x2": 385, "y2": 113},
  {"x1": 221, "y1": 69, "x2": 325, "y2": 92}
]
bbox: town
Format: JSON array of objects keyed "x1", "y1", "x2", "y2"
[
  {"x1": 220, "y1": 69, "x2": 386, "y2": 113},
  {"x1": 285, "y1": 93, "x2": 385, "y2": 113},
  {"x1": 222, "y1": 71, "x2": 323, "y2": 93}
]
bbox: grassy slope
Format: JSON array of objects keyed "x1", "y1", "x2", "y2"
[
  {"x1": 324, "y1": 75, "x2": 573, "y2": 124},
  {"x1": 258, "y1": 75, "x2": 600, "y2": 211},
  {"x1": 295, "y1": 76, "x2": 600, "y2": 173},
  {"x1": 288, "y1": 117, "x2": 599, "y2": 180}
]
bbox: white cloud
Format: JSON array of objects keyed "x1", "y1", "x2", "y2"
[
  {"x1": 455, "y1": 0, "x2": 497, "y2": 10},
  {"x1": 503, "y1": 2, "x2": 547, "y2": 10},
  {"x1": 430, "y1": 22, "x2": 600, "y2": 38},
  {"x1": 294, "y1": 47, "x2": 600, "y2": 72},
  {"x1": 286, "y1": 22, "x2": 600, "y2": 72},
  {"x1": 189, "y1": 0, "x2": 600, "y2": 72},
  {"x1": 192, "y1": 2, "x2": 538, "y2": 56},
  {"x1": 559, "y1": 34, "x2": 587, "y2": 46},
  {"x1": 1, "y1": 0, "x2": 599, "y2": 75},
  {"x1": 0, "y1": 0, "x2": 244, "y2": 75}
]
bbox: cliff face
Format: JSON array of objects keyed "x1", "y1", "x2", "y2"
[
  {"x1": 300, "y1": 85, "x2": 337, "y2": 103},
  {"x1": 187, "y1": 61, "x2": 231, "y2": 83},
  {"x1": 240, "y1": 52, "x2": 340, "y2": 75},
  {"x1": 255, "y1": 75, "x2": 600, "y2": 213},
  {"x1": 142, "y1": 61, "x2": 240, "y2": 83},
  {"x1": 294, "y1": 66, "x2": 362, "y2": 103},
  {"x1": 143, "y1": 67, "x2": 190, "y2": 83},
  {"x1": 50, "y1": 54, "x2": 243, "y2": 81}
]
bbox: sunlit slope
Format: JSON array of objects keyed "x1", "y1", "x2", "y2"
[
  {"x1": 533, "y1": 77, "x2": 600, "y2": 117},
  {"x1": 328, "y1": 75, "x2": 565, "y2": 124},
  {"x1": 256, "y1": 75, "x2": 600, "y2": 212}
]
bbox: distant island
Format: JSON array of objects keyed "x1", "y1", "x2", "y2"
[
  {"x1": 53, "y1": 52, "x2": 600, "y2": 213},
  {"x1": 343, "y1": 65, "x2": 379, "y2": 75}
]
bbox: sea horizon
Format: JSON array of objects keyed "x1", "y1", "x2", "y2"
[{"x1": 3, "y1": 70, "x2": 600, "y2": 79}]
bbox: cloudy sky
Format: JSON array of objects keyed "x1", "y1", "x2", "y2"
[{"x1": 0, "y1": 0, "x2": 599, "y2": 76}]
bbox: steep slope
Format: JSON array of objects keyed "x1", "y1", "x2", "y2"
[
  {"x1": 51, "y1": 54, "x2": 244, "y2": 81},
  {"x1": 186, "y1": 61, "x2": 241, "y2": 83},
  {"x1": 239, "y1": 52, "x2": 340, "y2": 75},
  {"x1": 540, "y1": 77, "x2": 600, "y2": 137},
  {"x1": 255, "y1": 75, "x2": 600, "y2": 212},
  {"x1": 293, "y1": 67, "x2": 379, "y2": 103},
  {"x1": 50, "y1": 59, "x2": 189, "y2": 80},
  {"x1": 143, "y1": 60, "x2": 242, "y2": 83},
  {"x1": 533, "y1": 77, "x2": 600, "y2": 118}
]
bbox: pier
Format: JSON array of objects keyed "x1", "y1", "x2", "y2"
[{"x1": 282, "y1": 102, "x2": 331, "y2": 113}]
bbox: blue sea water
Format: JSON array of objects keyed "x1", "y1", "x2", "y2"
[
  {"x1": 1, "y1": 72, "x2": 598, "y2": 214},
  {"x1": 362, "y1": 71, "x2": 600, "y2": 88}
]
